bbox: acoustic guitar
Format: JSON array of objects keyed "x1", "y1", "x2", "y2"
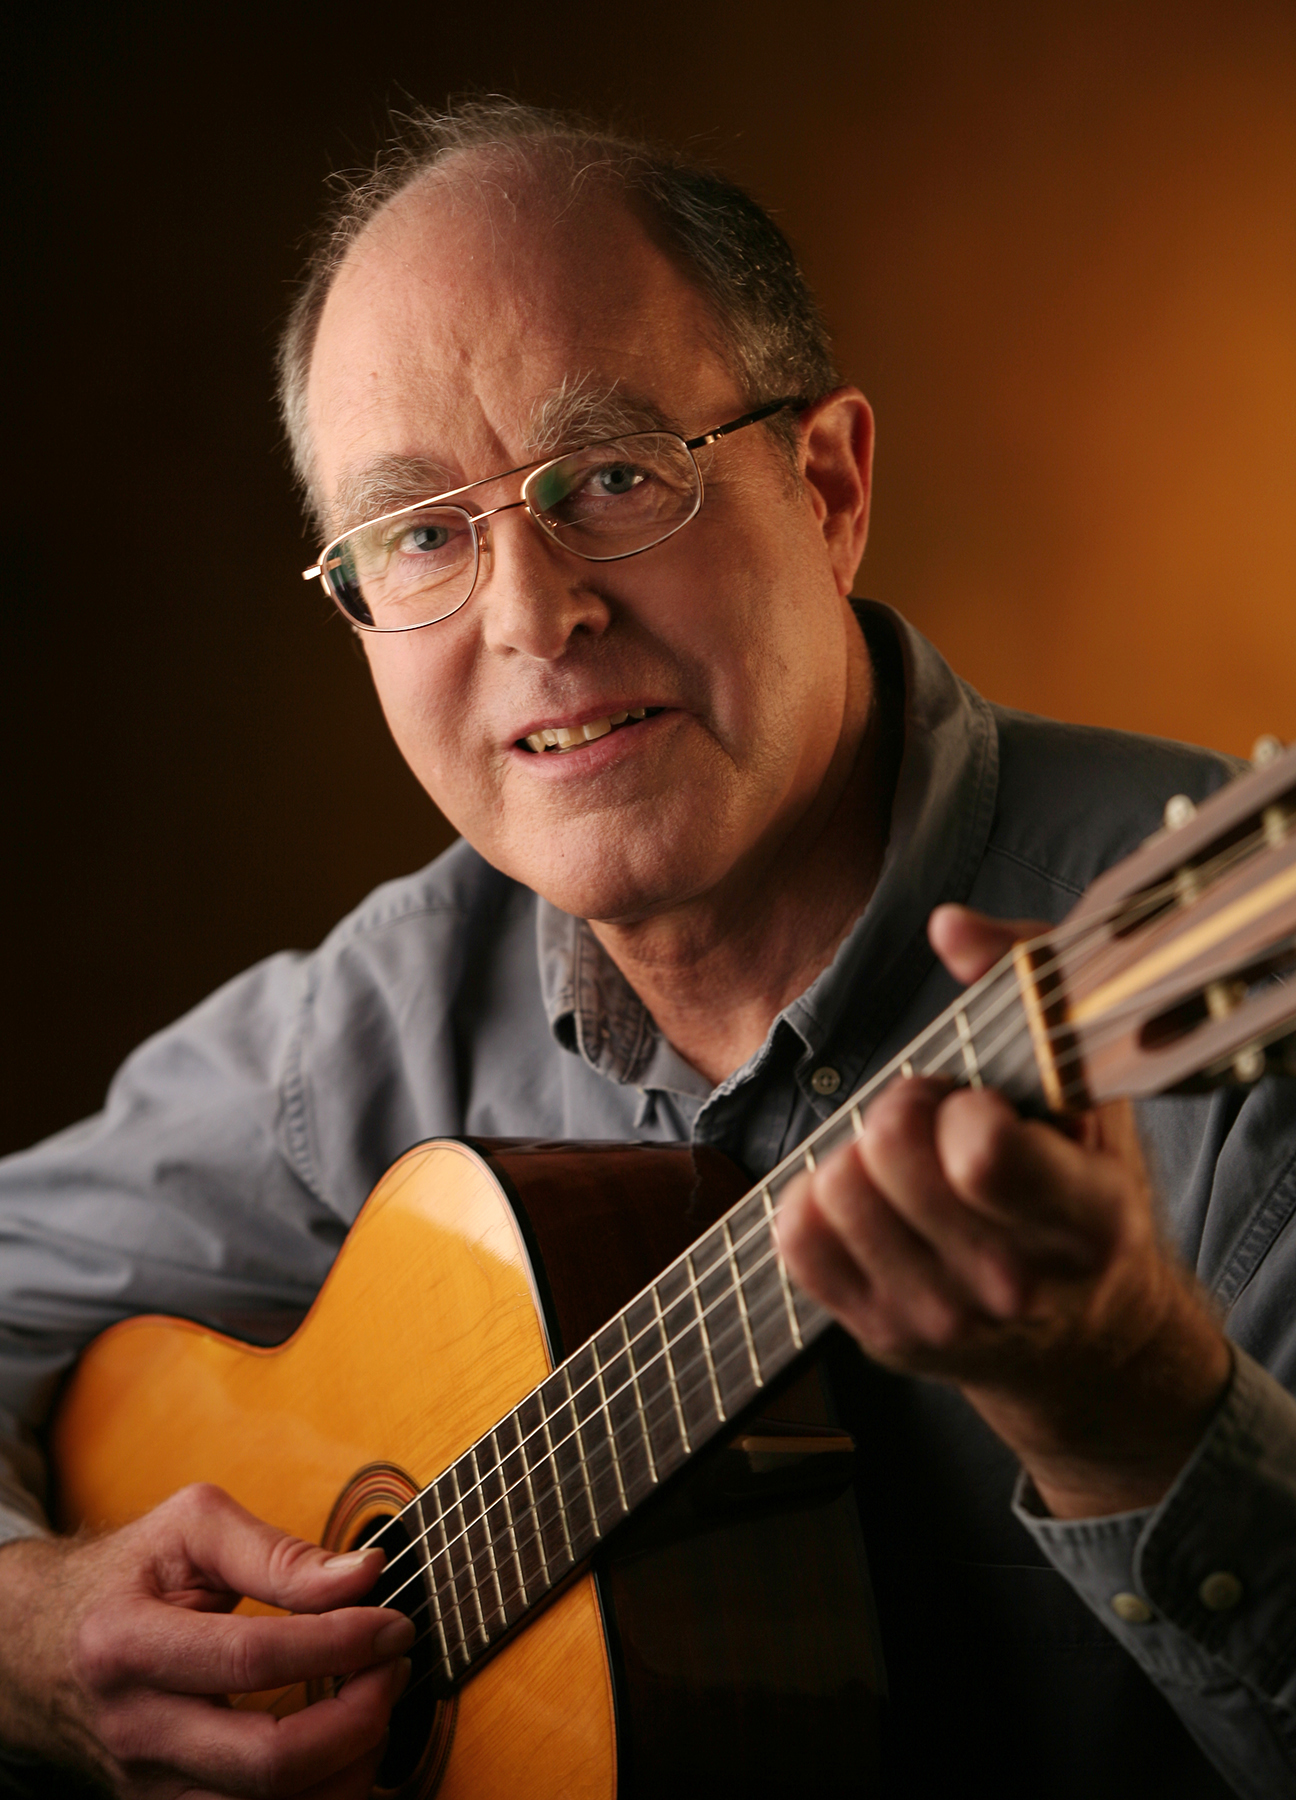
[{"x1": 52, "y1": 738, "x2": 1296, "y2": 1798}]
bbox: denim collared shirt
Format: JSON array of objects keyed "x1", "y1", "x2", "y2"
[{"x1": 2, "y1": 605, "x2": 1294, "y2": 1796}]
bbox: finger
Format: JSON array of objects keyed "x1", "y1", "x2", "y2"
[
  {"x1": 780, "y1": 1150, "x2": 970, "y2": 1354},
  {"x1": 928, "y1": 903, "x2": 1048, "y2": 985},
  {"x1": 855, "y1": 1079, "x2": 1024, "y2": 1315},
  {"x1": 104, "y1": 1652, "x2": 408, "y2": 1795},
  {"x1": 149, "y1": 1484, "x2": 390, "y2": 1615},
  {"x1": 92, "y1": 1595, "x2": 415, "y2": 1695},
  {"x1": 935, "y1": 1086, "x2": 1136, "y2": 1266}
]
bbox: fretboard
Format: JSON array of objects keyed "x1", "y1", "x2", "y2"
[{"x1": 409, "y1": 951, "x2": 1039, "y2": 1691}]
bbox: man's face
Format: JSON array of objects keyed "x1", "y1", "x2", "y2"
[{"x1": 306, "y1": 171, "x2": 869, "y2": 926}]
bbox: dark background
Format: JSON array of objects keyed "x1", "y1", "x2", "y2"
[{"x1": 7, "y1": 0, "x2": 1295, "y2": 1154}]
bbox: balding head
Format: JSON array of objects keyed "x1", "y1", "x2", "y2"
[{"x1": 278, "y1": 100, "x2": 839, "y2": 526}]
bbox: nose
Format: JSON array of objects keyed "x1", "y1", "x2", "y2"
[{"x1": 475, "y1": 504, "x2": 612, "y2": 662}]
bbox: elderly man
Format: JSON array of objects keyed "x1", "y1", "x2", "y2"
[{"x1": 0, "y1": 103, "x2": 1293, "y2": 1799}]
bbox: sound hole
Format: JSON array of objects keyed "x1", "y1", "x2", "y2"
[{"x1": 349, "y1": 1510, "x2": 442, "y2": 1792}]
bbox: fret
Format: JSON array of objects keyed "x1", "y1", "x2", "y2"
[
  {"x1": 589, "y1": 1318, "x2": 654, "y2": 1507},
  {"x1": 411, "y1": 1487, "x2": 453, "y2": 1680},
  {"x1": 954, "y1": 1007, "x2": 983, "y2": 1088},
  {"x1": 518, "y1": 1387, "x2": 571, "y2": 1576},
  {"x1": 564, "y1": 1347, "x2": 621, "y2": 1537},
  {"x1": 500, "y1": 1404, "x2": 547, "y2": 1591},
  {"x1": 650, "y1": 1283, "x2": 692, "y2": 1454},
  {"x1": 427, "y1": 1471, "x2": 471, "y2": 1670},
  {"x1": 686, "y1": 1248, "x2": 726, "y2": 1424},
  {"x1": 616, "y1": 1309, "x2": 658, "y2": 1486},
  {"x1": 443, "y1": 1460, "x2": 488, "y2": 1647},
  {"x1": 537, "y1": 1372, "x2": 583, "y2": 1562},
  {"x1": 761, "y1": 1183, "x2": 803, "y2": 1351},
  {"x1": 656, "y1": 1259, "x2": 720, "y2": 1444},
  {"x1": 728, "y1": 1189, "x2": 795, "y2": 1381},
  {"x1": 489, "y1": 1422, "x2": 529, "y2": 1613},
  {"x1": 544, "y1": 1363, "x2": 604, "y2": 1557},
  {"x1": 620, "y1": 1290, "x2": 688, "y2": 1478},
  {"x1": 691, "y1": 1222, "x2": 752, "y2": 1419},
  {"x1": 466, "y1": 1446, "x2": 507, "y2": 1638},
  {"x1": 721, "y1": 1216, "x2": 763, "y2": 1391},
  {"x1": 589, "y1": 1342, "x2": 628, "y2": 1516}
]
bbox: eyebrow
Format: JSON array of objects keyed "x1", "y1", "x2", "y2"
[
  {"x1": 328, "y1": 456, "x2": 458, "y2": 538},
  {"x1": 327, "y1": 380, "x2": 684, "y2": 539}
]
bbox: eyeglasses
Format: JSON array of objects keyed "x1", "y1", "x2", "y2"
[{"x1": 301, "y1": 398, "x2": 802, "y2": 633}]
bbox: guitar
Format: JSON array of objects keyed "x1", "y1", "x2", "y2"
[{"x1": 52, "y1": 738, "x2": 1296, "y2": 1799}]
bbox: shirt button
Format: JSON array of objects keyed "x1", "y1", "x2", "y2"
[
  {"x1": 1110, "y1": 1591, "x2": 1154, "y2": 1624},
  {"x1": 811, "y1": 1066, "x2": 842, "y2": 1096},
  {"x1": 1198, "y1": 1571, "x2": 1243, "y2": 1611}
]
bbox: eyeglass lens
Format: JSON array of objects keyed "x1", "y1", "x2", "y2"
[{"x1": 324, "y1": 432, "x2": 702, "y2": 631}]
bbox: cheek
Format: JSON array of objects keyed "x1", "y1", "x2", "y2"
[{"x1": 362, "y1": 635, "x2": 480, "y2": 801}]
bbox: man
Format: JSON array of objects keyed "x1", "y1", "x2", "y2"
[{"x1": 1, "y1": 101, "x2": 1293, "y2": 1798}]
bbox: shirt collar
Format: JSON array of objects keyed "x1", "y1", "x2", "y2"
[{"x1": 536, "y1": 601, "x2": 998, "y2": 1102}]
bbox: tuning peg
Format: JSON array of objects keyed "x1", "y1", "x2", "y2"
[
  {"x1": 1164, "y1": 794, "x2": 1197, "y2": 830},
  {"x1": 1252, "y1": 735, "x2": 1285, "y2": 767},
  {"x1": 1233, "y1": 1044, "x2": 1267, "y2": 1084}
]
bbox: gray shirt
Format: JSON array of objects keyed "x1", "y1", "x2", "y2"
[{"x1": 2, "y1": 604, "x2": 1294, "y2": 1796}]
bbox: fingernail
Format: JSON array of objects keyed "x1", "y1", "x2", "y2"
[
  {"x1": 323, "y1": 1549, "x2": 373, "y2": 1571},
  {"x1": 393, "y1": 1656, "x2": 412, "y2": 1697},
  {"x1": 374, "y1": 1613, "x2": 417, "y2": 1656}
]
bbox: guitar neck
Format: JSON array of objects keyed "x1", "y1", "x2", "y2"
[{"x1": 412, "y1": 953, "x2": 1039, "y2": 1690}]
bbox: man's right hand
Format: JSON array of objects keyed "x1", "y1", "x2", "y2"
[{"x1": 0, "y1": 1483, "x2": 416, "y2": 1798}]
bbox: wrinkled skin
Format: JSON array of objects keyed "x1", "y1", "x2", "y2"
[
  {"x1": 0, "y1": 1485, "x2": 412, "y2": 1797},
  {"x1": 778, "y1": 905, "x2": 1231, "y2": 1519},
  {"x1": 0, "y1": 161, "x2": 1231, "y2": 1794}
]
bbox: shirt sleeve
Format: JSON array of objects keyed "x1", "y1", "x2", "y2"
[
  {"x1": 1013, "y1": 1347, "x2": 1296, "y2": 1800},
  {"x1": 0, "y1": 950, "x2": 350, "y2": 1542}
]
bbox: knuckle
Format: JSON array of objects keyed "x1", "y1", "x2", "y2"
[
  {"x1": 168, "y1": 1480, "x2": 229, "y2": 1525},
  {"x1": 73, "y1": 1606, "x2": 128, "y2": 1692},
  {"x1": 265, "y1": 1531, "x2": 319, "y2": 1588}
]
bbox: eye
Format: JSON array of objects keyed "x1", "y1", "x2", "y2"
[
  {"x1": 399, "y1": 521, "x2": 452, "y2": 555},
  {"x1": 588, "y1": 461, "x2": 645, "y2": 498}
]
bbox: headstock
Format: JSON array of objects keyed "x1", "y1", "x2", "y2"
[{"x1": 1015, "y1": 737, "x2": 1296, "y2": 1109}]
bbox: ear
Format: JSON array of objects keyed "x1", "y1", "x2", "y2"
[{"x1": 796, "y1": 387, "x2": 874, "y2": 597}]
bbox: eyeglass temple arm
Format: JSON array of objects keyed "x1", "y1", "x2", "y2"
[{"x1": 683, "y1": 396, "x2": 804, "y2": 451}]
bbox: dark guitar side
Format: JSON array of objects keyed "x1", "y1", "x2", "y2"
[{"x1": 476, "y1": 1141, "x2": 885, "y2": 1799}]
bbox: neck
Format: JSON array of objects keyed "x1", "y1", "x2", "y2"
[{"x1": 589, "y1": 627, "x2": 899, "y2": 1086}]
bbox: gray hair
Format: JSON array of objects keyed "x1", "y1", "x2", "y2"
[{"x1": 277, "y1": 98, "x2": 840, "y2": 526}]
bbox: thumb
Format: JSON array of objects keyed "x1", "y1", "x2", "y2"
[{"x1": 928, "y1": 903, "x2": 1049, "y2": 986}]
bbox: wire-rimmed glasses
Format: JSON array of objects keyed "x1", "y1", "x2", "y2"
[{"x1": 302, "y1": 398, "x2": 802, "y2": 633}]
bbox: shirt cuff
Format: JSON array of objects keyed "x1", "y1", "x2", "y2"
[{"x1": 1013, "y1": 1344, "x2": 1296, "y2": 1701}]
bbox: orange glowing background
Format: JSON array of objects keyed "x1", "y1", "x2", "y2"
[{"x1": 6, "y1": 0, "x2": 1295, "y2": 1148}]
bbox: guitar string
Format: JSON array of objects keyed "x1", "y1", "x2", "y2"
[
  {"x1": 390, "y1": 1261, "x2": 839, "y2": 1689},
  {"x1": 349, "y1": 815, "x2": 1293, "y2": 1627},
  {"x1": 351, "y1": 958, "x2": 1042, "y2": 1597},
  {"x1": 359, "y1": 855, "x2": 1296, "y2": 1631},
  {"x1": 370, "y1": 980, "x2": 1069, "y2": 1638},
  {"x1": 376, "y1": 926, "x2": 1296, "y2": 1667},
  {"x1": 377, "y1": 979, "x2": 1296, "y2": 1697}
]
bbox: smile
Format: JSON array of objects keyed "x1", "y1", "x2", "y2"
[{"x1": 521, "y1": 708, "x2": 661, "y2": 753}]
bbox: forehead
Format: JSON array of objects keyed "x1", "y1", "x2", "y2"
[{"x1": 305, "y1": 169, "x2": 739, "y2": 509}]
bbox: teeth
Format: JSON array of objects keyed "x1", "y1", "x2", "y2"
[{"x1": 523, "y1": 709, "x2": 653, "y2": 753}]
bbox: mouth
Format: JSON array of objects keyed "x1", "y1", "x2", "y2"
[{"x1": 519, "y1": 707, "x2": 664, "y2": 754}]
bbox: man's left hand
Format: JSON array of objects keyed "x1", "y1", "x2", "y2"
[{"x1": 777, "y1": 903, "x2": 1233, "y2": 1519}]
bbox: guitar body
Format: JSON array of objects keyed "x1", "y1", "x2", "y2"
[{"x1": 52, "y1": 1139, "x2": 883, "y2": 1798}]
